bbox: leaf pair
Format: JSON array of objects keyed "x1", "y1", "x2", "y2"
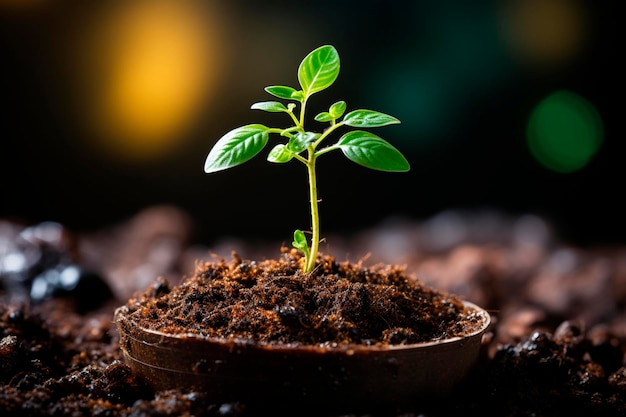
[{"x1": 203, "y1": 124, "x2": 410, "y2": 174}]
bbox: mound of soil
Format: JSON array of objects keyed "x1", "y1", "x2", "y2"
[
  {"x1": 122, "y1": 248, "x2": 480, "y2": 346},
  {"x1": 2, "y1": 205, "x2": 626, "y2": 416}
]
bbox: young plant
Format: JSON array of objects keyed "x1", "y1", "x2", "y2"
[{"x1": 204, "y1": 45, "x2": 410, "y2": 273}]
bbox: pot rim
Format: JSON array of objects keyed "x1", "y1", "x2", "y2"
[{"x1": 115, "y1": 300, "x2": 490, "y2": 353}]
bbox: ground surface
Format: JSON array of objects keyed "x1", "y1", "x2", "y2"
[{"x1": 1, "y1": 205, "x2": 626, "y2": 416}]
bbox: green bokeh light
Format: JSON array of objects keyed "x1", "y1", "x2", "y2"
[
  {"x1": 363, "y1": 2, "x2": 510, "y2": 150},
  {"x1": 371, "y1": 63, "x2": 452, "y2": 142},
  {"x1": 527, "y1": 90, "x2": 603, "y2": 173}
]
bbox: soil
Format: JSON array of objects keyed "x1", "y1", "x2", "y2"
[
  {"x1": 2, "y1": 205, "x2": 626, "y2": 416},
  {"x1": 121, "y1": 248, "x2": 481, "y2": 346}
]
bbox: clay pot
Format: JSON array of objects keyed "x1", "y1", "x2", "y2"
[{"x1": 115, "y1": 301, "x2": 490, "y2": 414}]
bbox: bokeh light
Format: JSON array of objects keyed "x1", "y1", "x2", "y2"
[
  {"x1": 370, "y1": 63, "x2": 451, "y2": 143},
  {"x1": 365, "y1": 2, "x2": 511, "y2": 150},
  {"x1": 498, "y1": 0, "x2": 588, "y2": 71},
  {"x1": 72, "y1": 0, "x2": 227, "y2": 162},
  {"x1": 527, "y1": 90, "x2": 603, "y2": 173}
]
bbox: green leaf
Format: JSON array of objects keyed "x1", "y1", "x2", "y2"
[
  {"x1": 291, "y1": 90, "x2": 305, "y2": 101},
  {"x1": 343, "y1": 110, "x2": 400, "y2": 128},
  {"x1": 251, "y1": 101, "x2": 289, "y2": 113},
  {"x1": 315, "y1": 101, "x2": 347, "y2": 122},
  {"x1": 204, "y1": 124, "x2": 270, "y2": 173},
  {"x1": 337, "y1": 131, "x2": 410, "y2": 172},
  {"x1": 292, "y1": 229, "x2": 310, "y2": 258},
  {"x1": 289, "y1": 132, "x2": 319, "y2": 153},
  {"x1": 314, "y1": 112, "x2": 333, "y2": 122},
  {"x1": 291, "y1": 90, "x2": 304, "y2": 103},
  {"x1": 329, "y1": 101, "x2": 347, "y2": 119},
  {"x1": 265, "y1": 86, "x2": 299, "y2": 100},
  {"x1": 298, "y1": 45, "x2": 340, "y2": 97},
  {"x1": 267, "y1": 144, "x2": 294, "y2": 163}
]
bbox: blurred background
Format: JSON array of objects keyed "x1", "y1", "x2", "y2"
[{"x1": 0, "y1": 0, "x2": 619, "y2": 247}]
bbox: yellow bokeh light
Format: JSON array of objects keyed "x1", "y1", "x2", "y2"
[
  {"x1": 499, "y1": 0, "x2": 588, "y2": 70},
  {"x1": 75, "y1": 0, "x2": 227, "y2": 162}
]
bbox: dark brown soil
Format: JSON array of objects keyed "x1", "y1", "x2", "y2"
[
  {"x1": 123, "y1": 248, "x2": 480, "y2": 346},
  {"x1": 2, "y1": 205, "x2": 626, "y2": 416}
]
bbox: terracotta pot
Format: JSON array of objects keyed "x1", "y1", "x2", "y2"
[{"x1": 115, "y1": 301, "x2": 490, "y2": 414}]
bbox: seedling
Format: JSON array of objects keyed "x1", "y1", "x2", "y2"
[{"x1": 204, "y1": 45, "x2": 410, "y2": 273}]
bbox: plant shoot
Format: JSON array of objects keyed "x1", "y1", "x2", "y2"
[{"x1": 204, "y1": 45, "x2": 410, "y2": 273}]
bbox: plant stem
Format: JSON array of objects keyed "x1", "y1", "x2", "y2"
[
  {"x1": 299, "y1": 97, "x2": 308, "y2": 128},
  {"x1": 305, "y1": 149, "x2": 320, "y2": 273}
]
